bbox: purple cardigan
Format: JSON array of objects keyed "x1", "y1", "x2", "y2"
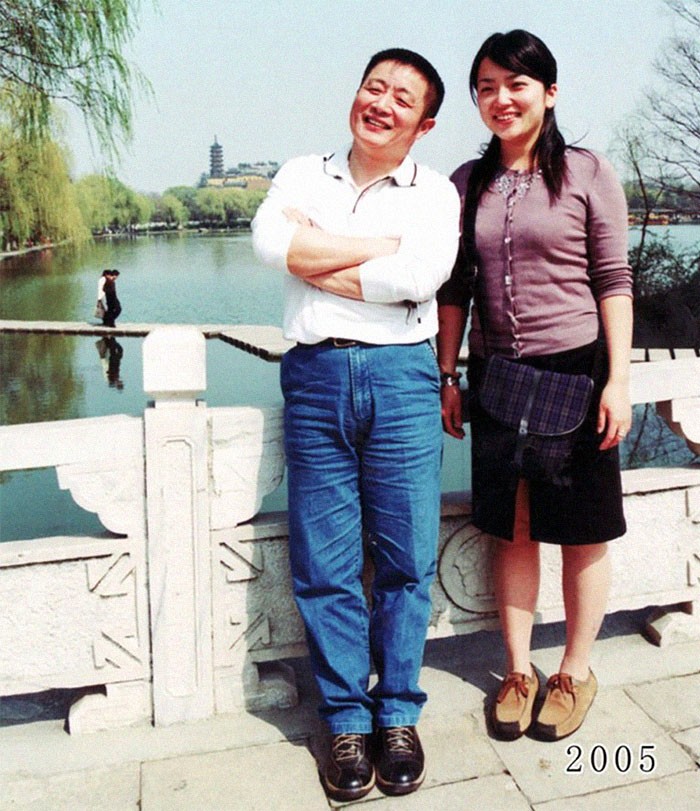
[{"x1": 440, "y1": 149, "x2": 632, "y2": 358}]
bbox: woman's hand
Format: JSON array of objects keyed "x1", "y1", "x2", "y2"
[
  {"x1": 597, "y1": 379, "x2": 632, "y2": 450},
  {"x1": 441, "y1": 385, "x2": 465, "y2": 439}
]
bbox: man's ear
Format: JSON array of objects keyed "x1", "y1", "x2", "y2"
[{"x1": 415, "y1": 117, "x2": 436, "y2": 141}]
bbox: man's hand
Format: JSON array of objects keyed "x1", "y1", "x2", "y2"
[
  {"x1": 305, "y1": 267, "x2": 364, "y2": 300},
  {"x1": 441, "y1": 385, "x2": 465, "y2": 439}
]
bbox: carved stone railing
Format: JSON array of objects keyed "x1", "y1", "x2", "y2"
[{"x1": 0, "y1": 327, "x2": 698, "y2": 733}]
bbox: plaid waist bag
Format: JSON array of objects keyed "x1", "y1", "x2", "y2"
[{"x1": 479, "y1": 354, "x2": 594, "y2": 485}]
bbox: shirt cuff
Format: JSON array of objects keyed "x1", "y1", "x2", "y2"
[
  {"x1": 252, "y1": 216, "x2": 299, "y2": 273},
  {"x1": 359, "y1": 255, "x2": 410, "y2": 303}
]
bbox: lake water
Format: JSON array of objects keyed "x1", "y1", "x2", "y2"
[{"x1": 1, "y1": 227, "x2": 697, "y2": 541}]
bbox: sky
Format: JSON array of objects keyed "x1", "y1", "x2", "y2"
[{"x1": 64, "y1": 0, "x2": 680, "y2": 194}]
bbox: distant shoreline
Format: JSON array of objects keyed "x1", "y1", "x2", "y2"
[
  {"x1": 3, "y1": 221, "x2": 693, "y2": 264},
  {"x1": 1, "y1": 227, "x2": 255, "y2": 262}
]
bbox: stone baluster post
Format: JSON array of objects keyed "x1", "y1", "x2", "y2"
[{"x1": 143, "y1": 326, "x2": 214, "y2": 725}]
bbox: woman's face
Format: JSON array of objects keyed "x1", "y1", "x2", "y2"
[{"x1": 475, "y1": 57, "x2": 557, "y2": 154}]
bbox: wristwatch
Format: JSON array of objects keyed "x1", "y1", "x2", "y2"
[{"x1": 440, "y1": 371, "x2": 462, "y2": 387}]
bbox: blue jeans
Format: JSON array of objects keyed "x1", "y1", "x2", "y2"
[{"x1": 281, "y1": 340, "x2": 442, "y2": 733}]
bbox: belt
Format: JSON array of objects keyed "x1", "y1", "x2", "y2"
[{"x1": 297, "y1": 337, "x2": 364, "y2": 348}]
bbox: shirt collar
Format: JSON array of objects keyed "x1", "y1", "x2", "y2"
[{"x1": 323, "y1": 145, "x2": 418, "y2": 187}]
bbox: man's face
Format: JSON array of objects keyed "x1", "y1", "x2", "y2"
[{"x1": 349, "y1": 60, "x2": 435, "y2": 162}]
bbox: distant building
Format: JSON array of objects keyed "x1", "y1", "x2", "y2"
[
  {"x1": 209, "y1": 137, "x2": 224, "y2": 179},
  {"x1": 200, "y1": 137, "x2": 278, "y2": 190}
]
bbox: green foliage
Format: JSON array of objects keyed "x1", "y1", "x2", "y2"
[
  {"x1": 74, "y1": 174, "x2": 116, "y2": 232},
  {"x1": 632, "y1": 234, "x2": 699, "y2": 297},
  {"x1": 74, "y1": 173, "x2": 154, "y2": 231},
  {"x1": 153, "y1": 193, "x2": 188, "y2": 224},
  {"x1": 196, "y1": 188, "x2": 226, "y2": 223},
  {"x1": 0, "y1": 124, "x2": 88, "y2": 247},
  {"x1": 165, "y1": 186, "x2": 202, "y2": 220},
  {"x1": 0, "y1": 0, "x2": 150, "y2": 154},
  {"x1": 631, "y1": 235, "x2": 700, "y2": 348},
  {"x1": 162, "y1": 185, "x2": 266, "y2": 226}
]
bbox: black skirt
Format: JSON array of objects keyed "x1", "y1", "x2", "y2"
[{"x1": 467, "y1": 339, "x2": 626, "y2": 545}]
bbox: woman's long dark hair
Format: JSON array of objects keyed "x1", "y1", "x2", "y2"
[{"x1": 468, "y1": 29, "x2": 569, "y2": 203}]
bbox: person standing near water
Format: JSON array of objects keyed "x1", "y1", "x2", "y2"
[
  {"x1": 252, "y1": 48, "x2": 459, "y2": 801},
  {"x1": 437, "y1": 29, "x2": 633, "y2": 742},
  {"x1": 97, "y1": 269, "x2": 122, "y2": 327}
]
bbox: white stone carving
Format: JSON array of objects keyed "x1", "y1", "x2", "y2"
[
  {"x1": 209, "y1": 407, "x2": 285, "y2": 530},
  {"x1": 438, "y1": 525, "x2": 497, "y2": 615},
  {"x1": 143, "y1": 322, "x2": 214, "y2": 726},
  {"x1": 87, "y1": 553, "x2": 136, "y2": 598},
  {"x1": 2, "y1": 338, "x2": 700, "y2": 733},
  {"x1": 56, "y1": 462, "x2": 145, "y2": 538},
  {"x1": 145, "y1": 403, "x2": 214, "y2": 725},
  {"x1": 220, "y1": 536, "x2": 263, "y2": 583},
  {"x1": 687, "y1": 487, "x2": 700, "y2": 525},
  {"x1": 0, "y1": 539, "x2": 147, "y2": 695},
  {"x1": 92, "y1": 630, "x2": 142, "y2": 669},
  {"x1": 143, "y1": 325, "x2": 206, "y2": 401},
  {"x1": 657, "y1": 399, "x2": 700, "y2": 455},
  {"x1": 211, "y1": 523, "x2": 303, "y2": 713}
]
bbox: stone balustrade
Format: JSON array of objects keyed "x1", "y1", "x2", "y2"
[{"x1": 0, "y1": 327, "x2": 698, "y2": 733}]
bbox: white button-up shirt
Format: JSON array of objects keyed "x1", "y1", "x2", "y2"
[{"x1": 252, "y1": 148, "x2": 460, "y2": 345}]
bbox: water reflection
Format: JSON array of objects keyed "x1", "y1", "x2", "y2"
[
  {"x1": 96, "y1": 337, "x2": 124, "y2": 390},
  {"x1": 0, "y1": 333, "x2": 84, "y2": 426}
]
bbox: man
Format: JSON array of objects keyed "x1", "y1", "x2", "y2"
[{"x1": 252, "y1": 48, "x2": 459, "y2": 801}]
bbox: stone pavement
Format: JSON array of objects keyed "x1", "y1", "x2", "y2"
[{"x1": 1, "y1": 609, "x2": 699, "y2": 811}]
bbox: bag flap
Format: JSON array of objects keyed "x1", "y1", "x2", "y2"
[{"x1": 480, "y1": 356, "x2": 593, "y2": 436}]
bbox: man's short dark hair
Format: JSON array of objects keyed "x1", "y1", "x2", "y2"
[{"x1": 360, "y1": 48, "x2": 445, "y2": 119}]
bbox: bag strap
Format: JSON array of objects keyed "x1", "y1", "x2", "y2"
[{"x1": 514, "y1": 368, "x2": 543, "y2": 469}]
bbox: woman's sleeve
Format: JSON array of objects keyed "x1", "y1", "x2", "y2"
[
  {"x1": 586, "y1": 155, "x2": 633, "y2": 301},
  {"x1": 437, "y1": 161, "x2": 474, "y2": 308}
]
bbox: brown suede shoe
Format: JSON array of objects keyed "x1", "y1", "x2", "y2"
[
  {"x1": 533, "y1": 670, "x2": 598, "y2": 741},
  {"x1": 489, "y1": 669, "x2": 539, "y2": 740}
]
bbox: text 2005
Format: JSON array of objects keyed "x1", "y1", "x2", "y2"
[{"x1": 566, "y1": 744, "x2": 657, "y2": 774}]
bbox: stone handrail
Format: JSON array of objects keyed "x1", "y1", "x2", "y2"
[{"x1": 0, "y1": 326, "x2": 698, "y2": 733}]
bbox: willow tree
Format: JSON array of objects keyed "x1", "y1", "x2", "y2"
[
  {"x1": 0, "y1": 111, "x2": 88, "y2": 247},
  {"x1": 0, "y1": 0, "x2": 149, "y2": 153},
  {"x1": 74, "y1": 173, "x2": 153, "y2": 232},
  {"x1": 0, "y1": 2, "x2": 150, "y2": 247}
]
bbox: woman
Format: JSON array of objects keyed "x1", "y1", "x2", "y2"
[
  {"x1": 437, "y1": 30, "x2": 633, "y2": 741},
  {"x1": 98, "y1": 268, "x2": 121, "y2": 327}
]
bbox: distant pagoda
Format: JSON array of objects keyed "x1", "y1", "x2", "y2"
[{"x1": 209, "y1": 137, "x2": 224, "y2": 179}]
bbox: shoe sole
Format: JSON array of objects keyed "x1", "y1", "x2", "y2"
[
  {"x1": 531, "y1": 702, "x2": 595, "y2": 742},
  {"x1": 489, "y1": 716, "x2": 528, "y2": 740},
  {"x1": 532, "y1": 673, "x2": 597, "y2": 741},
  {"x1": 376, "y1": 764, "x2": 426, "y2": 797},
  {"x1": 321, "y1": 771, "x2": 375, "y2": 802}
]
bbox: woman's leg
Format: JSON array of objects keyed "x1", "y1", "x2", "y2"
[
  {"x1": 533, "y1": 541, "x2": 609, "y2": 740},
  {"x1": 559, "y1": 542, "x2": 611, "y2": 680},
  {"x1": 493, "y1": 479, "x2": 540, "y2": 674}
]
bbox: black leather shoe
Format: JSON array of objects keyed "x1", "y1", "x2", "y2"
[
  {"x1": 321, "y1": 733, "x2": 375, "y2": 802},
  {"x1": 375, "y1": 726, "x2": 426, "y2": 796}
]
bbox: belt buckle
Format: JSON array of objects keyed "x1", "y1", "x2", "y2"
[{"x1": 331, "y1": 337, "x2": 357, "y2": 348}]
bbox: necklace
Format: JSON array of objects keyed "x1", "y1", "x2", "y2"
[{"x1": 493, "y1": 168, "x2": 542, "y2": 200}]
